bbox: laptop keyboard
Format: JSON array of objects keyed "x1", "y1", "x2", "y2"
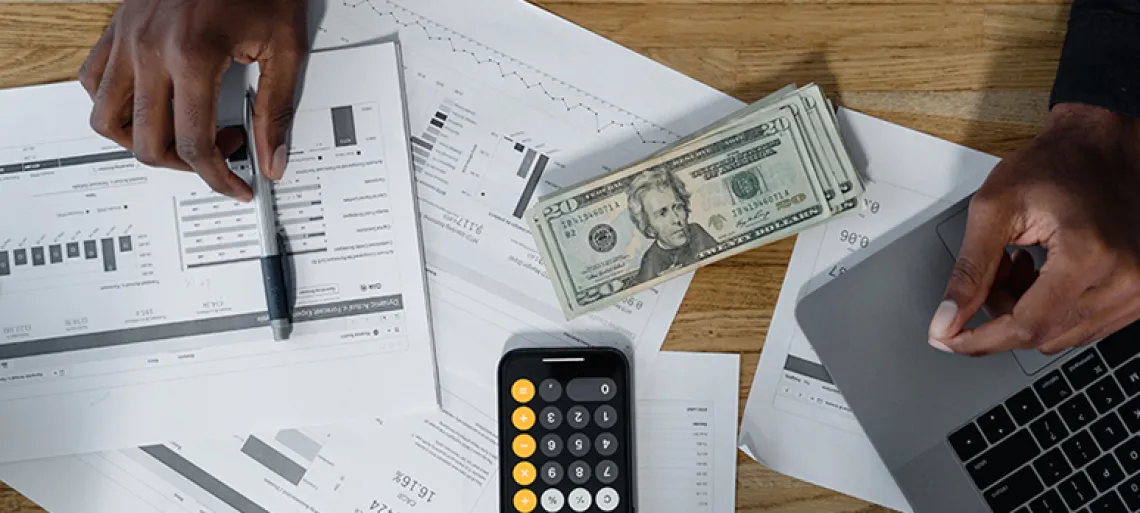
[{"x1": 948, "y1": 322, "x2": 1140, "y2": 513}]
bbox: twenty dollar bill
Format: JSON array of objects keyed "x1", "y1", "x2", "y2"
[{"x1": 527, "y1": 84, "x2": 865, "y2": 319}]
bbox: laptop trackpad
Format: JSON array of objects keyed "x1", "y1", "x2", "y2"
[{"x1": 935, "y1": 207, "x2": 1066, "y2": 376}]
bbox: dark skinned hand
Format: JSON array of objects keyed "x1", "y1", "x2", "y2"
[
  {"x1": 929, "y1": 103, "x2": 1140, "y2": 356},
  {"x1": 78, "y1": 0, "x2": 309, "y2": 201}
]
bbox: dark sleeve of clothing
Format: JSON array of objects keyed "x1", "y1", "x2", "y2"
[{"x1": 1050, "y1": 0, "x2": 1140, "y2": 118}]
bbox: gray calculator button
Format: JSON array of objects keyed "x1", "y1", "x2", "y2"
[
  {"x1": 567, "y1": 406, "x2": 590, "y2": 429},
  {"x1": 566, "y1": 378, "x2": 616, "y2": 402},
  {"x1": 541, "y1": 461, "x2": 564, "y2": 485},
  {"x1": 568, "y1": 460, "x2": 591, "y2": 485},
  {"x1": 595, "y1": 487, "x2": 619, "y2": 512},
  {"x1": 539, "y1": 379, "x2": 562, "y2": 402},
  {"x1": 568, "y1": 433, "x2": 590, "y2": 457},
  {"x1": 596, "y1": 433, "x2": 618, "y2": 456},
  {"x1": 594, "y1": 405, "x2": 617, "y2": 428},
  {"x1": 541, "y1": 434, "x2": 563, "y2": 457},
  {"x1": 596, "y1": 460, "x2": 618, "y2": 484},
  {"x1": 540, "y1": 406, "x2": 563, "y2": 429}
]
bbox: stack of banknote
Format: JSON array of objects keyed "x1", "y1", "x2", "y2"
[{"x1": 526, "y1": 83, "x2": 866, "y2": 319}]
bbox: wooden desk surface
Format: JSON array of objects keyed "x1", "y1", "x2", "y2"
[{"x1": 0, "y1": 0, "x2": 1065, "y2": 511}]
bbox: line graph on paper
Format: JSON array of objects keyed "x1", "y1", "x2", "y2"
[{"x1": 329, "y1": 0, "x2": 681, "y2": 147}]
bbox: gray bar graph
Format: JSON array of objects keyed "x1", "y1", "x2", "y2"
[
  {"x1": 13, "y1": 249, "x2": 26, "y2": 266},
  {"x1": 783, "y1": 355, "x2": 834, "y2": 385},
  {"x1": 331, "y1": 106, "x2": 357, "y2": 147},
  {"x1": 184, "y1": 224, "x2": 257, "y2": 238},
  {"x1": 101, "y1": 238, "x2": 116, "y2": 272},
  {"x1": 273, "y1": 184, "x2": 321, "y2": 196},
  {"x1": 241, "y1": 436, "x2": 305, "y2": 485},
  {"x1": 180, "y1": 195, "x2": 233, "y2": 207},
  {"x1": 181, "y1": 208, "x2": 255, "y2": 223},
  {"x1": 422, "y1": 133, "x2": 438, "y2": 144},
  {"x1": 119, "y1": 236, "x2": 133, "y2": 252},
  {"x1": 31, "y1": 247, "x2": 45, "y2": 266},
  {"x1": 276, "y1": 200, "x2": 322, "y2": 211},
  {"x1": 0, "y1": 251, "x2": 8, "y2": 276},
  {"x1": 141, "y1": 445, "x2": 269, "y2": 513},
  {"x1": 84, "y1": 240, "x2": 98, "y2": 259},
  {"x1": 515, "y1": 148, "x2": 537, "y2": 178},
  {"x1": 275, "y1": 429, "x2": 321, "y2": 462},
  {"x1": 49, "y1": 244, "x2": 62, "y2": 264},
  {"x1": 185, "y1": 239, "x2": 258, "y2": 255},
  {"x1": 514, "y1": 154, "x2": 549, "y2": 218},
  {"x1": 411, "y1": 137, "x2": 432, "y2": 151},
  {"x1": 279, "y1": 216, "x2": 324, "y2": 226},
  {"x1": 66, "y1": 242, "x2": 79, "y2": 258}
]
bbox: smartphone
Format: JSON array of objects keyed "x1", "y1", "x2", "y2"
[{"x1": 497, "y1": 346, "x2": 635, "y2": 513}]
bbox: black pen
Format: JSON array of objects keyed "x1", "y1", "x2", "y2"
[{"x1": 246, "y1": 89, "x2": 293, "y2": 341}]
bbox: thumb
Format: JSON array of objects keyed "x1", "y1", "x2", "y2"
[
  {"x1": 253, "y1": 44, "x2": 305, "y2": 180},
  {"x1": 929, "y1": 197, "x2": 1016, "y2": 350}
]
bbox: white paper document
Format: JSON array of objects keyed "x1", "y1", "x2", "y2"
[
  {"x1": 0, "y1": 351, "x2": 741, "y2": 513},
  {"x1": 0, "y1": 42, "x2": 439, "y2": 462},
  {"x1": 304, "y1": 0, "x2": 745, "y2": 388},
  {"x1": 738, "y1": 108, "x2": 1000, "y2": 511}
]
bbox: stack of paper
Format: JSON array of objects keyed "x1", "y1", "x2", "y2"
[{"x1": 0, "y1": 0, "x2": 749, "y2": 511}]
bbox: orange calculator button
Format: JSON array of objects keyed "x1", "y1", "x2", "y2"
[
  {"x1": 511, "y1": 379, "x2": 535, "y2": 403},
  {"x1": 512, "y1": 434, "x2": 536, "y2": 458},
  {"x1": 513, "y1": 461, "x2": 536, "y2": 486},
  {"x1": 513, "y1": 489, "x2": 537, "y2": 513},
  {"x1": 512, "y1": 406, "x2": 535, "y2": 431}
]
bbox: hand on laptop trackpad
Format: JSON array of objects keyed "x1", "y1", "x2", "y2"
[{"x1": 938, "y1": 209, "x2": 1064, "y2": 374}]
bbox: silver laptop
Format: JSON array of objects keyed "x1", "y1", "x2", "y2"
[{"x1": 795, "y1": 195, "x2": 1140, "y2": 513}]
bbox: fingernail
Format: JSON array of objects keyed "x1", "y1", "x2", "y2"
[
  {"x1": 929, "y1": 299, "x2": 958, "y2": 340},
  {"x1": 929, "y1": 337, "x2": 954, "y2": 353},
  {"x1": 271, "y1": 145, "x2": 288, "y2": 179}
]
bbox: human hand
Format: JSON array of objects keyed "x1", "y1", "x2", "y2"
[
  {"x1": 928, "y1": 103, "x2": 1140, "y2": 356},
  {"x1": 78, "y1": 0, "x2": 309, "y2": 201}
]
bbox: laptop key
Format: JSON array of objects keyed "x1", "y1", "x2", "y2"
[
  {"x1": 1058, "y1": 471, "x2": 1097, "y2": 509},
  {"x1": 1032, "y1": 447, "x2": 1073, "y2": 487},
  {"x1": 983, "y1": 465, "x2": 1044, "y2": 513},
  {"x1": 1116, "y1": 358, "x2": 1140, "y2": 396},
  {"x1": 948, "y1": 422, "x2": 987, "y2": 462},
  {"x1": 1028, "y1": 488, "x2": 1066, "y2": 513},
  {"x1": 1090, "y1": 412, "x2": 1128, "y2": 451},
  {"x1": 1096, "y1": 325, "x2": 1140, "y2": 368},
  {"x1": 978, "y1": 405, "x2": 1017, "y2": 444},
  {"x1": 1030, "y1": 411, "x2": 1070, "y2": 450},
  {"x1": 1087, "y1": 375, "x2": 1126, "y2": 414},
  {"x1": 1120, "y1": 474, "x2": 1140, "y2": 510},
  {"x1": 1086, "y1": 453, "x2": 1126, "y2": 493},
  {"x1": 967, "y1": 429, "x2": 1040, "y2": 491},
  {"x1": 1114, "y1": 437, "x2": 1140, "y2": 474},
  {"x1": 1035, "y1": 370, "x2": 1074, "y2": 408},
  {"x1": 1064, "y1": 350, "x2": 1109, "y2": 390},
  {"x1": 1006, "y1": 388, "x2": 1045, "y2": 426},
  {"x1": 1061, "y1": 430, "x2": 1100, "y2": 468},
  {"x1": 1121, "y1": 395, "x2": 1140, "y2": 433},
  {"x1": 1087, "y1": 490, "x2": 1126, "y2": 513},
  {"x1": 1059, "y1": 393, "x2": 1097, "y2": 432}
]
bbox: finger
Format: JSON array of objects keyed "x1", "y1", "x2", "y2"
[
  {"x1": 1037, "y1": 279, "x2": 1140, "y2": 354},
  {"x1": 253, "y1": 39, "x2": 305, "y2": 180},
  {"x1": 132, "y1": 65, "x2": 187, "y2": 171},
  {"x1": 216, "y1": 126, "x2": 246, "y2": 158},
  {"x1": 929, "y1": 196, "x2": 1019, "y2": 346},
  {"x1": 79, "y1": 17, "x2": 116, "y2": 99},
  {"x1": 1008, "y1": 248, "x2": 1039, "y2": 297},
  {"x1": 90, "y1": 39, "x2": 135, "y2": 149},
  {"x1": 172, "y1": 59, "x2": 252, "y2": 201},
  {"x1": 941, "y1": 255, "x2": 1099, "y2": 355}
]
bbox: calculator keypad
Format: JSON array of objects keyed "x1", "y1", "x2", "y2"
[{"x1": 503, "y1": 374, "x2": 630, "y2": 513}]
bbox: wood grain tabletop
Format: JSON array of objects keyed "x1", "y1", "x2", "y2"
[{"x1": 0, "y1": 0, "x2": 1067, "y2": 511}]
